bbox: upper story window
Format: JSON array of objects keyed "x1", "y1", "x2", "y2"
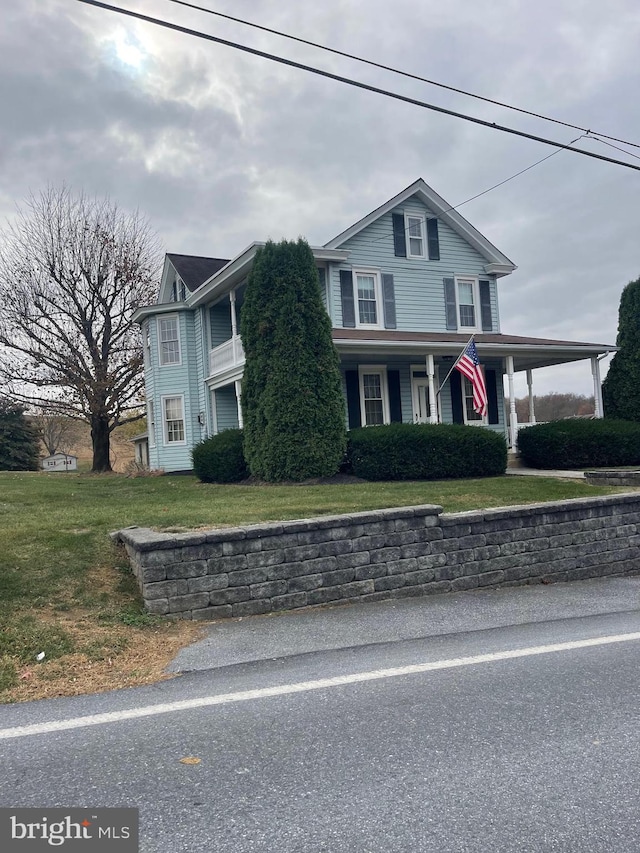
[
  {"x1": 444, "y1": 276, "x2": 492, "y2": 333},
  {"x1": 158, "y1": 316, "x2": 181, "y2": 366},
  {"x1": 171, "y1": 278, "x2": 186, "y2": 302},
  {"x1": 143, "y1": 322, "x2": 151, "y2": 367},
  {"x1": 356, "y1": 273, "x2": 377, "y2": 325},
  {"x1": 456, "y1": 277, "x2": 480, "y2": 331},
  {"x1": 354, "y1": 270, "x2": 382, "y2": 328},
  {"x1": 405, "y1": 214, "x2": 426, "y2": 258}
]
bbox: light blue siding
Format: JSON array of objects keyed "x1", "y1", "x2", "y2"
[
  {"x1": 146, "y1": 311, "x2": 201, "y2": 471},
  {"x1": 329, "y1": 196, "x2": 500, "y2": 333},
  {"x1": 209, "y1": 300, "x2": 232, "y2": 346},
  {"x1": 214, "y1": 385, "x2": 240, "y2": 432}
]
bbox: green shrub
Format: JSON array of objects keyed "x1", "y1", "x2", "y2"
[
  {"x1": 192, "y1": 429, "x2": 249, "y2": 483},
  {"x1": 518, "y1": 418, "x2": 640, "y2": 469},
  {"x1": 0, "y1": 397, "x2": 40, "y2": 471},
  {"x1": 347, "y1": 423, "x2": 507, "y2": 481}
]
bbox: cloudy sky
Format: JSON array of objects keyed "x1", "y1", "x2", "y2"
[{"x1": 4, "y1": 0, "x2": 640, "y2": 397}]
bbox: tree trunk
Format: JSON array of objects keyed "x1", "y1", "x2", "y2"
[{"x1": 91, "y1": 415, "x2": 112, "y2": 472}]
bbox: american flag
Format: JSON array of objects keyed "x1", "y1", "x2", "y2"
[{"x1": 455, "y1": 339, "x2": 488, "y2": 417}]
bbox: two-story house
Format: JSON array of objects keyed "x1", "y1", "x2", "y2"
[{"x1": 133, "y1": 179, "x2": 614, "y2": 472}]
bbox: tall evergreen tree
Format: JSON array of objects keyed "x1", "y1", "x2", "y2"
[
  {"x1": 240, "y1": 239, "x2": 347, "y2": 481},
  {"x1": 0, "y1": 398, "x2": 40, "y2": 471},
  {"x1": 603, "y1": 276, "x2": 640, "y2": 421}
]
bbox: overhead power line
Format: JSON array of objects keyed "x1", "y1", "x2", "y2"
[
  {"x1": 75, "y1": 0, "x2": 640, "y2": 174},
  {"x1": 163, "y1": 0, "x2": 640, "y2": 153}
]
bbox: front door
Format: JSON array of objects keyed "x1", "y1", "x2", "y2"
[
  {"x1": 412, "y1": 377, "x2": 431, "y2": 423},
  {"x1": 411, "y1": 368, "x2": 440, "y2": 424}
]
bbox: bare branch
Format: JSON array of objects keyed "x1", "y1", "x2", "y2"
[{"x1": 0, "y1": 186, "x2": 161, "y2": 471}]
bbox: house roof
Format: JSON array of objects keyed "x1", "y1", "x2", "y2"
[
  {"x1": 42, "y1": 452, "x2": 78, "y2": 460},
  {"x1": 331, "y1": 329, "x2": 615, "y2": 372},
  {"x1": 324, "y1": 178, "x2": 516, "y2": 276},
  {"x1": 167, "y1": 253, "x2": 230, "y2": 292}
]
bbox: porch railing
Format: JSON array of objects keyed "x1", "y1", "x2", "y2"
[{"x1": 209, "y1": 335, "x2": 245, "y2": 377}]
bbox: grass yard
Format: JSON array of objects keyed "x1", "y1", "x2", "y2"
[{"x1": 0, "y1": 470, "x2": 633, "y2": 704}]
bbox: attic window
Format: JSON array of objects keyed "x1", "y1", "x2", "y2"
[{"x1": 405, "y1": 214, "x2": 425, "y2": 258}]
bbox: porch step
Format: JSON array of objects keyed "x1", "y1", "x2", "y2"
[{"x1": 507, "y1": 451, "x2": 523, "y2": 469}]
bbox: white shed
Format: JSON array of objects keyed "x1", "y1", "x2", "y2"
[{"x1": 41, "y1": 452, "x2": 78, "y2": 472}]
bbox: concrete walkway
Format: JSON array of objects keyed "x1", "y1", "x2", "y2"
[{"x1": 505, "y1": 466, "x2": 585, "y2": 479}]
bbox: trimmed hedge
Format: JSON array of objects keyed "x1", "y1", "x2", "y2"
[
  {"x1": 192, "y1": 430, "x2": 249, "y2": 483},
  {"x1": 517, "y1": 418, "x2": 640, "y2": 469},
  {"x1": 347, "y1": 423, "x2": 507, "y2": 481}
]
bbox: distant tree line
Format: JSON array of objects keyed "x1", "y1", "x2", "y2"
[{"x1": 505, "y1": 393, "x2": 595, "y2": 424}]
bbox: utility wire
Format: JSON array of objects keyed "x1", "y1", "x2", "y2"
[
  {"x1": 587, "y1": 134, "x2": 640, "y2": 162},
  {"x1": 363, "y1": 134, "x2": 587, "y2": 248},
  {"x1": 162, "y1": 0, "x2": 640, "y2": 152},
  {"x1": 75, "y1": 0, "x2": 640, "y2": 174}
]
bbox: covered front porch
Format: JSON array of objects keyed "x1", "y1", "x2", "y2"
[{"x1": 332, "y1": 329, "x2": 615, "y2": 448}]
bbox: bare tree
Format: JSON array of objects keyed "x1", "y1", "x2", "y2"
[
  {"x1": 32, "y1": 407, "x2": 78, "y2": 456},
  {"x1": 0, "y1": 187, "x2": 160, "y2": 471}
]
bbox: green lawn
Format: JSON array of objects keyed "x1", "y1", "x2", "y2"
[{"x1": 0, "y1": 471, "x2": 634, "y2": 700}]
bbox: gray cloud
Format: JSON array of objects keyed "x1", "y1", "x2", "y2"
[{"x1": 3, "y1": 0, "x2": 640, "y2": 396}]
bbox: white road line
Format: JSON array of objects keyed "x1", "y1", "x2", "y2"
[{"x1": 2, "y1": 631, "x2": 640, "y2": 740}]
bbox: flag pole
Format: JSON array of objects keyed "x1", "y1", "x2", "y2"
[{"x1": 435, "y1": 335, "x2": 475, "y2": 398}]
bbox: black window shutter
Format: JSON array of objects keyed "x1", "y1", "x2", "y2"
[
  {"x1": 388, "y1": 370, "x2": 402, "y2": 423},
  {"x1": 345, "y1": 370, "x2": 362, "y2": 429},
  {"x1": 443, "y1": 278, "x2": 458, "y2": 331},
  {"x1": 381, "y1": 273, "x2": 396, "y2": 329},
  {"x1": 339, "y1": 270, "x2": 356, "y2": 328},
  {"x1": 479, "y1": 280, "x2": 492, "y2": 332},
  {"x1": 427, "y1": 218, "x2": 440, "y2": 260},
  {"x1": 450, "y1": 370, "x2": 464, "y2": 424},
  {"x1": 392, "y1": 213, "x2": 406, "y2": 257},
  {"x1": 485, "y1": 369, "x2": 499, "y2": 424}
]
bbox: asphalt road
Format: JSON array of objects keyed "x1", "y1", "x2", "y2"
[{"x1": 1, "y1": 577, "x2": 640, "y2": 852}]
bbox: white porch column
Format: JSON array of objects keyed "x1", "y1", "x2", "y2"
[
  {"x1": 592, "y1": 356, "x2": 604, "y2": 418},
  {"x1": 235, "y1": 379, "x2": 243, "y2": 429},
  {"x1": 526, "y1": 369, "x2": 536, "y2": 425},
  {"x1": 427, "y1": 353, "x2": 438, "y2": 423},
  {"x1": 230, "y1": 290, "x2": 238, "y2": 338},
  {"x1": 506, "y1": 355, "x2": 518, "y2": 449}
]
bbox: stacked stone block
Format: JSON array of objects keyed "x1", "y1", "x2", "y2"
[{"x1": 113, "y1": 493, "x2": 640, "y2": 620}]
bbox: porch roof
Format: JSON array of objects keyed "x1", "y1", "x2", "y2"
[{"x1": 331, "y1": 329, "x2": 616, "y2": 371}]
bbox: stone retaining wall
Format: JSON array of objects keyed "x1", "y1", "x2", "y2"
[{"x1": 113, "y1": 493, "x2": 640, "y2": 620}]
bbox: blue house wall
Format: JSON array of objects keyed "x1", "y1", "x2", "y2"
[{"x1": 328, "y1": 198, "x2": 499, "y2": 332}]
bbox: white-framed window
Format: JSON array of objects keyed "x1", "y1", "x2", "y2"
[
  {"x1": 462, "y1": 375, "x2": 487, "y2": 425},
  {"x1": 158, "y1": 315, "x2": 181, "y2": 366},
  {"x1": 354, "y1": 269, "x2": 382, "y2": 328},
  {"x1": 147, "y1": 399, "x2": 156, "y2": 447},
  {"x1": 455, "y1": 277, "x2": 481, "y2": 332},
  {"x1": 162, "y1": 395, "x2": 186, "y2": 444},
  {"x1": 358, "y1": 366, "x2": 389, "y2": 426},
  {"x1": 143, "y1": 321, "x2": 152, "y2": 367},
  {"x1": 405, "y1": 213, "x2": 426, "y2": 258}
]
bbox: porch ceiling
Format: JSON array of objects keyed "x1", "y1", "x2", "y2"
[{"x1": 331, "y1": 329, "x2": 616, "y2": 371}]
